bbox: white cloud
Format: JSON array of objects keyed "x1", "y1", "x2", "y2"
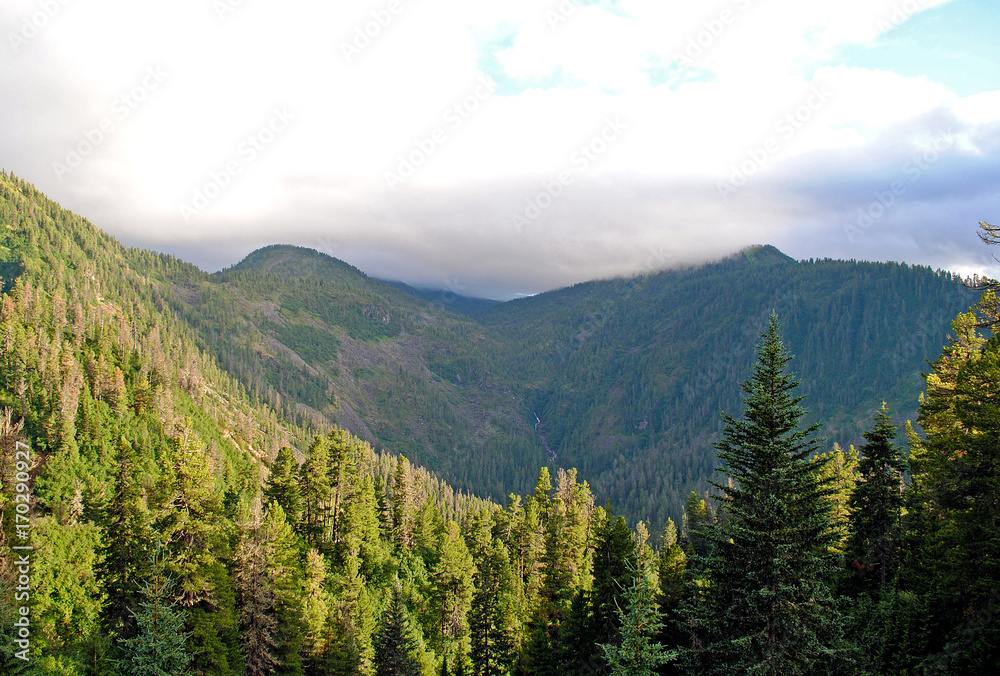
[{"x1": 1, "y1": 0, "x2": 997, "y2": 296}]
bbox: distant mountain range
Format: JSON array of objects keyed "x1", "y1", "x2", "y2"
[{"x1": 0, "y1": 172, "x2": 978, "y2": 527}]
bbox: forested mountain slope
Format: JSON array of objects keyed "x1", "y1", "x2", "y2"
[
  {"x1": 0, "y1": 170, "x2": 976, "y2": 530},
  {"x1": 161, "y1": 244, "x2": 546, "y2": 500},
  {"x1": 0, "y1": 171, "x2": 995, "y2": 675},
  {"x1": 472, "y1": 245, "x2": 977, "y2": 525},
  {"x1": 0, "y1": 171, "x2": 499, "y2": 673}
]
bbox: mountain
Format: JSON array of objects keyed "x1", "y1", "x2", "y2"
[
  {"x1": 473, "y1": 245, "x2": 976, "y2": 524},
  {"x1": 166, "y1": 239, "x2": 974, "y2": 528},
  {"x1": 157, "y1": 244, "x2": 547, "y2": 502},
  {"x1": 0, "y1": 173, "x2": 976, "y2": 528},
  {"x1": 1, "y1": 176, "x2": 993, "y2": 676}
]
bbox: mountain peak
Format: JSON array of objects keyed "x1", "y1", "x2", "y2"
[
  {"x1": 224, "y1": 244, "x2": 369, "y2": 281},
  {"x1": 738, "y1": 244, "x2": 795, "y2": 265}
]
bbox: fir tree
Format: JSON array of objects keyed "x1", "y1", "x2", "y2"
[
  {"x1": 655, "y1": 519, "x2": 688, "y2": 671},
  {"x1": 373, "y1": 579, "x2": 422, "y2": 676},
  {"x1": 591, "y1": 514, "x2": 638, "y2": 649},
  {"x1": 432, "y1": 520, "x2": 476, "y2": 659},
  {"x1": 391, "y1": 456, "x2": 415, "y2": 552},
  {"x1": 898, "y1": 309, "x2": 1000, "y2": 672},
  {"x1": 687, "y1": 313, "x2": 845, "y2": 675},
  {"x1": 155, "y1": 420, "x2": 225, "y2": 607},
  {"x1": 299, "y1": 436, "x2": 332, "y2": 546},
  {"x1": 846, "y1": 405, "x2": 906, "y2": 592},
  {"x1": 470, "y1": 540, "x2": 516, "y2": 676},
  {"x1": 301, "y1": 548, "x2": 331, "y2": 672}
]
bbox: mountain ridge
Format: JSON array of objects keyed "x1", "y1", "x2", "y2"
[{"x1": 0, "y1": 171, "x2": 978, "y2": 527}]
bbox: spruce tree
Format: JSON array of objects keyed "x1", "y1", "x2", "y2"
[
  {"x1": 264, "y1": 446, "x2": 303, "y2": 527},
  {"x1": 688, "y1": 313, "x2": 845, "y2": 675},
  {"x1": 118, "y1": 544, "x2": 192, "y2": 676},
  {"x1": 373, "y1": 579, "x2": 422, "y2": 676},
  {"x1": 601, "y1": 561, "x2": 676, "y2": 676},
  {"x1": 846, "y1": 405, "x2": 906, "y2": 592},
  {"x1": 97, "y1": 437, "x2": 152, "y2": 643}
]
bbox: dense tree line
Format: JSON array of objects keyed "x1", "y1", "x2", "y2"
[{"x1": 0, "y1": 172, "x2": 996, "y2": 674}]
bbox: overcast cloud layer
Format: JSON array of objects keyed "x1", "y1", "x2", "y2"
[{"x1": 1, "y1": 0, "x2": 998, "y2": 298}]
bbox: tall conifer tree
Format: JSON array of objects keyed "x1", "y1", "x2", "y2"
[
  {"x1": 373, "y1": 579, "x2": 422, "y2": 676},
  {"x1": 846, "y1": 406, "x2": 906, "y2": 592},
  {"x1": 687, "y1": 314, "x2": 845, "y2": 675},
  {"x1": 118, "y1": 544, "x2": 192, "y2": 676},
  {"x1": 97, "y1": 438, "x2": 152, "y2": 643}
]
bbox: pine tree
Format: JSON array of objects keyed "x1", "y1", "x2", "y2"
[
  {"x1": 601, "y1": 561, "x2": 676, "y2": 676},
  {"x1": 118, "y1": 544, "x2": 192, "y2": 676},
  {"x1": 373, "y1": 579, "x2": 422, "y2": 676},
  {"x1": 846, "y1": 405, "x2": 906, "y2": 592},
  {"x1": 688, "y1": 313, "x2": 845, "y2": 675}
]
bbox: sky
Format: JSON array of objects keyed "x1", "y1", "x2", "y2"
[{"x1": 1, "y1": 0, "x2": 998, "y2": 299}]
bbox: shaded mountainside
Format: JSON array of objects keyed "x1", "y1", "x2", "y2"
[
  {"x1": 0, "y1": 172, "x2": 978, "y2": 529},
  {"x1": 176, "y1": 239, "x2": 974, "y2": 528},
  {"x1": 473, "y1": 245, "x2": 976, "y2": 524}
]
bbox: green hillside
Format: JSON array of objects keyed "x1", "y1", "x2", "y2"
[
  {"x1": 0, "y1": 171, "x2": 997, "y2": 675},
  {"x1": 0, "y1": 169, "x2": 976, "y2": 532},
  {"x1": 155, "y1": 237, "x2": 975, "y2": 529},
  {"x1": 472, "y1": 245, "x2": 976, "y2": 525},
  {"x1": 159, "y1": 244, "x2": 547, "y2": 501}
]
